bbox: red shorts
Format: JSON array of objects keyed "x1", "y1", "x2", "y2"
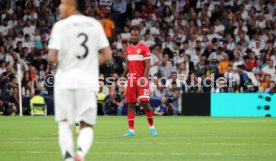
[{"x1": 125, "y1": 78, "x2": 150, "y2": 103}]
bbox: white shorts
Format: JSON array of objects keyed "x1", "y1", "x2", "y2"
[{"x1": 54, "y1": 87, "x2": 97, "y2": 125}]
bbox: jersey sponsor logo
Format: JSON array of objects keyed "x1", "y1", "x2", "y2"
[
  {"x1": 137, "y1": 49, "x2": 141, "y2": 54},
  {"x1": 128, "y1": 54, "x2": 144, "y2": 61}
]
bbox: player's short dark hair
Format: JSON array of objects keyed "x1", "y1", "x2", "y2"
[
  {"x1": 130, "y1": 27, "x2": 140, "y2": 34},
  {"x1": 76, "y1": 0, "x2": 86, "y2": 14}
]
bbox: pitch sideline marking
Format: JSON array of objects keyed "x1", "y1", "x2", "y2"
[{"x1": 0, "y1": 151, "x2": 274, "y2": 157}]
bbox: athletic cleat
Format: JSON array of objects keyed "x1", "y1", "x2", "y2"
[
  {"x1": 150, "y1": 127, "x2": 158, "y2": 137},
  {"x1": 74, "y1": 154, "x2": 82, "y2": 161},
  {"x1": 123, "y1": 130, "x2": 135, "y2": 137}
]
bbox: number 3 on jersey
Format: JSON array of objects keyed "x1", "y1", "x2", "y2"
[{"x1": 77, "y1": 33, "x2": 88, "y2": 59}]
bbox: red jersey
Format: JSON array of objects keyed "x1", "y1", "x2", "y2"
[{"x1": 125, "y1": 42, "x2": 151, "y2": 78}]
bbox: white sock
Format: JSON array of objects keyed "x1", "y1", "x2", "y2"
[
  {"x1": 65, "y1": 159, "x2": 74, "y2": 161},
  {"x1": 58, "y1": 122, "x2": 74, "y2": 160},
  {"x1": 77, "y1": 127, "x2": 94, "y2": 160}
]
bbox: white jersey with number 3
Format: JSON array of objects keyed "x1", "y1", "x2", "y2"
[{"x1": 48, "y1": 15, "x2": 109, "y2": 91}]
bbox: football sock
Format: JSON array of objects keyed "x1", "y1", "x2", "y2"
[
  {"x1": 58, "y1": 122, "x2": 74, "y2": 160},
  {"x1": 128, "y1": 112, "x2": 135, "y2": 130},
  {"x1": 145, "y1": 110, "x2": 154, "y2": 128},
  {"x1": 76, "y1": 127, "x2": 94, "y2": 160}
]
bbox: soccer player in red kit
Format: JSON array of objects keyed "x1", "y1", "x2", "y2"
[{"x1": 122, "y1": 27, "x2": 158, "y2": 136}]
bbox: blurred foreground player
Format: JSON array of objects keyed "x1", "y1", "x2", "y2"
[
  {"x1": 48, "y1": 0, "x2": 112, "y2": 161},
  {"x1": 122, "y1": 27, "x2": 158, "y2": 137}
]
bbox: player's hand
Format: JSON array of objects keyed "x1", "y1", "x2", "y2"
[{"x1": 139, "y1": 79, "x2": 145, "y2": 86}]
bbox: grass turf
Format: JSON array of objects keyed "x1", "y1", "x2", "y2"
[{"x1": 0, "y1": 116, "x2": 275, "y2": 161}]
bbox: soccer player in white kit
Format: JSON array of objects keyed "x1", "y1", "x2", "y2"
[{"x1": 47, "y1": 0, "x2": 112, "y2": 161}]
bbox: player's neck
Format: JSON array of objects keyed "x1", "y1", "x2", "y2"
[
  {"x1": 70, "y1": 11, "x2": 81, "y2": 16},
  {"x1": 131, "y1": 42, "x2": 140, "y2": 47}
]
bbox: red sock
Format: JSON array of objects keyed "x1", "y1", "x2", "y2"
[
  {"x1": 145, "y1": 110, "x2": 154, "y2": 127},
  {"x1": 128, "y1": 112, "x2": 135, "y2": 130}
]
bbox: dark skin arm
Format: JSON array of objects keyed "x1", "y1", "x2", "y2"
[
  {"x1": 122, "y1": 59, "x2": 129, "y2": 78},
  {"x1": 143, "y1": 59, "x2": 150, "y2": 77},
  {"x1": 48, "y1": 49, "x2": 58, "y2": 65},
  {"x1": 99, "y1": 47, "x2": 112, "y2": 65},
  {"x1": 140, "y1": 59, "x2": 150, "y2": 86}
]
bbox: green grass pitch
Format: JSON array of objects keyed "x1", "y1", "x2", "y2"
[{"x1": 0, "y1": 116, "x2": 275, "y2": 161}]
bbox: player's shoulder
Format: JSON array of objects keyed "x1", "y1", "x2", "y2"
[
  {"x1": 139, "y1": 42, "x2": 149, "y2": 48},
  {"x1": 57, "y1": 15, "x2": 101, "y2": 27},
  {"x1": 52, "y1": 19, "x2": 63, "y2": 29},
  {"x1": 83, "y1": 16, "x2": 103, "y2": 28},
  {"x1": 83, "y1": 16, "x2": 101, "y2": 24},
  {"x1": 126, "y1": 43, "x2": 132, "y2": 50}
]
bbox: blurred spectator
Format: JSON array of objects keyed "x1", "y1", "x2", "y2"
[
  {"x1": 149, "y1": 45, "x2": 161, "y2": 77},
  {"x1": 154, "y1": 81, "x2": 166, "y2": 97},
  {"x1": 100, "y1": 13, "x2": 115, "y2": 41},
  {"x1": 103, "y1": 89, "x2": 123, "y2": 116},
  {"x1": 29, "y1": 89, "x2": 45, "y2": 115},
  {"x1": 166, "y1": 72, "x2": 181, "y2": 90},
  {"x1": 218, "y1": 53, "x2": 232, "y2": 75},
  {"x1": 0, "y1": 96, "x2": 15, "y2": 115},
  {"x1": 262, "y1": 60, "x2": 276, "y2": 80},
  {"x1": 265, "y1": 81, "x2": 276, "y2": 93},
  {"x1": 21, "y1": 71, "x2": 33, "y2": 97},
  {"x1": 213, "y1": 79, "x2": 229, "y2": 93},
  {"x1": 158, "y1": 53, "x2": 175, "y2": 78},
  {"x1": 166, "y1": 81, "x2": 181, "y2": 115},
  {"x1": 154, "y1": 96, "x2": 174, "y2": 116}
]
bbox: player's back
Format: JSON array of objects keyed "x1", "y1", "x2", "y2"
[{"x1": 52, "y1": 15, "x2": 104, "y2": 90}]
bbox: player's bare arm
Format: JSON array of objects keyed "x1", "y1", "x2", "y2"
[
  {"x1": 48, "y1": 49, "x2": 58, "y2": 64},
  {"x1": 140, "y1": 59, "x2": 150, "y2": 86},
  {"x1": 99, "y1": 46, "x2": 112, "y2": 65},
  {"x1": 143, "y1": 58, "x2": 150, "y2": 77},
  {"x1": 122, "y1": 59, "x2": 129, "y2": 78}
]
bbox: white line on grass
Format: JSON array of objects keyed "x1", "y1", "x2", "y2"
[
  {"x1": 95, "y1": 142, "x2": 272, "y2": 146},
  {"x1": 0, "y1": 141, "x2": 272, "y2": 146},
  {"x1": 1, "y1": 136, "x2": 274, "y2": 140},
  {"x1": 199, "y1": 120, "x2": 273, "y2": 123},
  {"x1": 0, "y1": 137, "x2": 56, "y2": 140},
  {"x1": 0, "y1": 151, "x2": 274, "y2": 157}
]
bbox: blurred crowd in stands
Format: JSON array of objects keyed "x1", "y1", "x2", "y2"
[{"x1": 0, "y1": 0, "x2": 276, "y2": 115}]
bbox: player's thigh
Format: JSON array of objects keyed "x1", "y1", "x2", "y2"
[
  {"x1": 74, "y1": 90, "x2": 97, "y2": 126},
  {"x1": 54, "y1": 88, "x2": 75, "y2": 124},
  {"x1": 137, "y1": 83, "x2": 150, "y2": 102},
  {"x1": 125, "y1": 80, "x2": 137, "y2": 103}
]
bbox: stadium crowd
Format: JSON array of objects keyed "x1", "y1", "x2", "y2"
[{"x1": 0, "y1": 0, "x2": 276, "y2": 116}]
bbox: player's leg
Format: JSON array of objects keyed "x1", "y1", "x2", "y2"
[
  {"x1": 140, "y1": 101, "x2": 158, "y2": 136},
  {"x1": 55, "y1": 88, "x2": 75, "y2": 161},
  {"x1": 124, "y1": 80, "x2": 137, "y2": 136},
  {"x1": 123, "y1": 102, "x2": 136, "y2": 136},
  {"x1": 75, "y1": 90, "x2": 97, "y2": 161},
  {"x1": 140, "y1": 102, "x2": 154, "y2": 127},
  {"x1": 75, "y1": 121, "x2": 93, "y2": 161},
  {"x1": 138, "y1": 83, "x2": 158, "y2": 136}
]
